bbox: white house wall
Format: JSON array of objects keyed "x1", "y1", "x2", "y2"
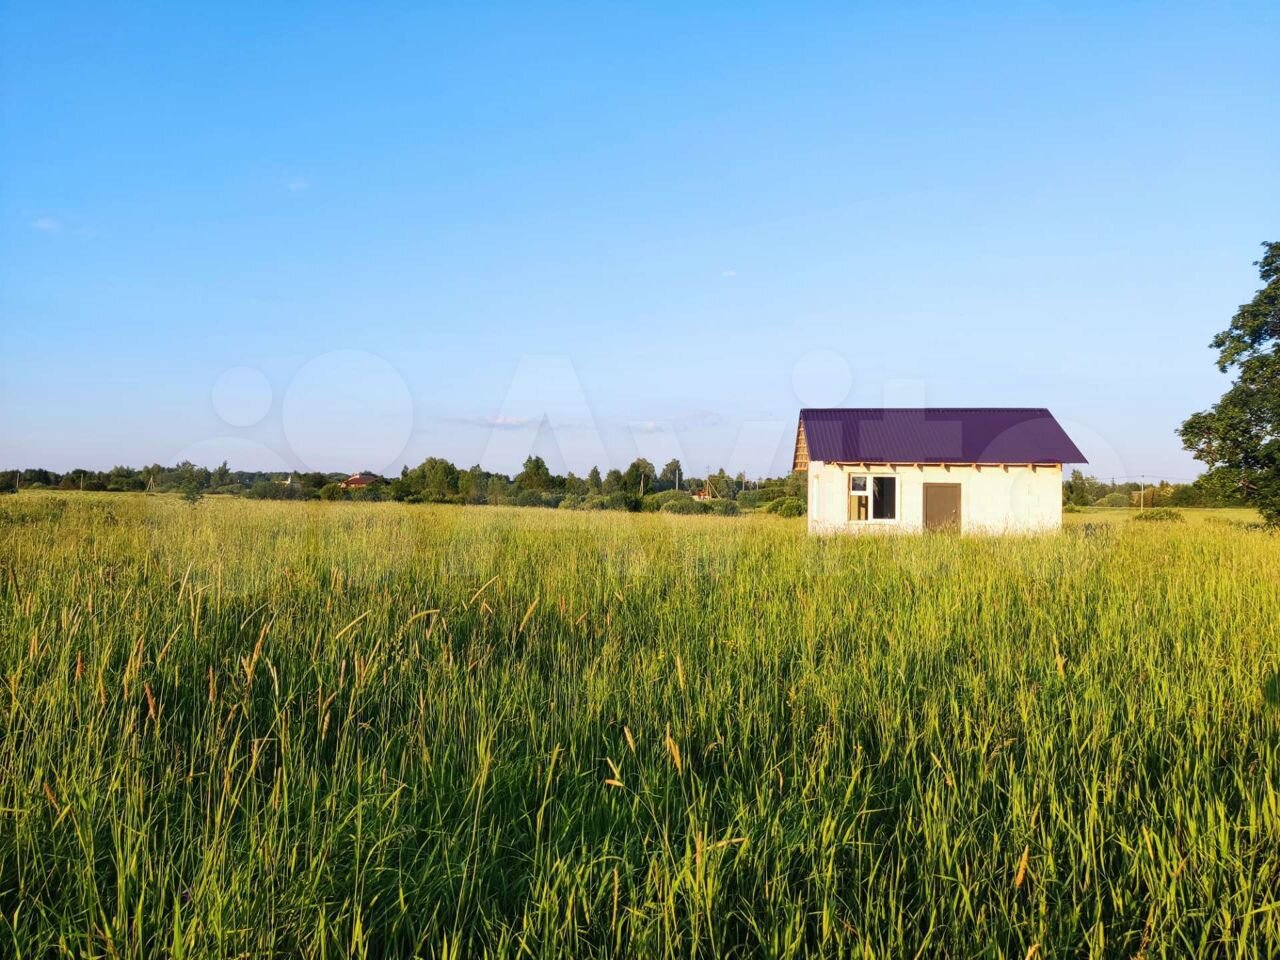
[{"x1": 807, "y1": 461, "x2": 1062, "y2": 535}]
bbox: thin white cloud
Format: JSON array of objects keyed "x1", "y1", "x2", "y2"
[
  {"x1": 441, "y1": 414, "x2": 537, "y2": 430},
  {"x1": 668, "y1": 409, "x2": 726, "y2": 429},
  {"x1": 31, "y1": 216, "x2": 63, "y2": 233},
  {"x1": 286, "y1": 177, "x2": 310, "y2": 193},
  {"x1": 721, "y1": 269, "x2": 737, "y2": 277},
  {"x1": 434, "y1": 412, "x2": 623, "y2": 435},
  {"x1": 613, "y1": 409, "x2": 727, "y2": 432}
]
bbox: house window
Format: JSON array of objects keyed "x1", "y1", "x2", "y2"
[
  {"x1": 848, "y1": 475, "x2": 869, "y2": 521},
  {"x1": 872, "y1": 476, "x2": 897, "y2": 520},
  {"x1": 849, "y1": 474, "x2": 897, "y2": 522}
]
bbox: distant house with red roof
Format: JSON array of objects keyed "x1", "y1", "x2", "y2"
[{"x1": 339, "y1": 471, "x2": 381, "y2": 490}]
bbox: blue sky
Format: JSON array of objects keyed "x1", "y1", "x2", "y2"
[{"x1": 2, "y1": 2, "x2": 1277, "y2": 480}]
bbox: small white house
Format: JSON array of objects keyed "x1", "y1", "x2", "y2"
[{"x1": 794, "y1": 408, "x2": 1086, "y2": 534}]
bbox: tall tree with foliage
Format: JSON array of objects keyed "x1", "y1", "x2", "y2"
[
  {"x1": 515, "y1": 456, "x2": 553, "y2": 492},
  {"x1": 658, "y1": 459, "x2": 682, "y2": 491},
  {"x1": 178, "y1": 464, "x2": 204, "y2": 506},
  {"x1": 622, "y1": 458, "x2": 656, "y2": 495},
  {"x1": 1180, "y1": 241, "x2": 1280, "y2": 524}
]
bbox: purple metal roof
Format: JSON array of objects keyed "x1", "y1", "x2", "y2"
[{"x1": 798, "y1": 408, "x2": 1087, "y2": 464}]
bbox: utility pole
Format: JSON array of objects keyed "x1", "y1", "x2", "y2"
[{"x1": 1139, "y1": 475, "x2": 1145, "y2": 512}]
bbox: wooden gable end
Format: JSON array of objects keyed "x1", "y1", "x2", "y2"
[{"x1": 792, "y1": 418, "x2": 810, "y2": 472}]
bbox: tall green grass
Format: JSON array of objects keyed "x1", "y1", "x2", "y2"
[{"x1": 2, "y1": 493, "x2": 1278, "y2": 957}]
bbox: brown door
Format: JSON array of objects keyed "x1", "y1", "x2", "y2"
[{"x1": 923, "y1": 483, "x2": 962, "y2": 531}]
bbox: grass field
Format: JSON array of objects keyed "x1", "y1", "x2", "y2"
[
  {"x1": 2, "y1": 493, "x2": 1278, "y2": 958},
  {"x1": 1065, "y1": 506, "x2": 1262, "y2": 527}
]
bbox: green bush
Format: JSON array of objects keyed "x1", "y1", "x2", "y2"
[
  {"x1": 515, "y1": 490, "x2": 546, "y2": 508},
  {"x1": 1096, "y1": 492, "x2": 1130, "y2": 508},
  {"x1": 1133, "y1": 508, "x2": 1185, "y2": 523},
  {"x1": 558, "y1": 495, "x2": 584, "y2": 510},
  {"x1": 642, "y1": 490, "x2": 691, "y2": 512},
  {"x1": 413, "y1": 491, "x2": 452, "y2": 504},
  {"x1": 246, "y1": 481, "x2": 309, "y2": 501},
  {"x1": 579, "y1": 493, "x2": 637, "y2": 512},
  {"x1": 709, "y1": 499, "x2": 740, "y2": 516},
  {"x1": 737, "y1": 488, "x2": 785, "y2": 509},
  {"x1": 1063, "y1": 503, "x2": 1082, "y2": 513},
  {"x1": 767, "y1": 497, "x2": 805, "y2": 518},
  {"x1": 660, "y1": 498, "x2": 710, "y2": 515}
]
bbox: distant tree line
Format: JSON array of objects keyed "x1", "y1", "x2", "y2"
[
  {"x1": 1, "y1": 457, "x2": 811, "y2": 516},
  {"x1": 0, "y1": 462, "x2": 357, "y2": 500},
  {"x1": 4, "y1": 461, "x2": 1249, "y2": 514},
  {"x1": 1062, "y1": 470, "x2": 1244, "y2": 509},
  {"x1": 376, "y1": 456, "x2": 809, "y2": 515}
]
